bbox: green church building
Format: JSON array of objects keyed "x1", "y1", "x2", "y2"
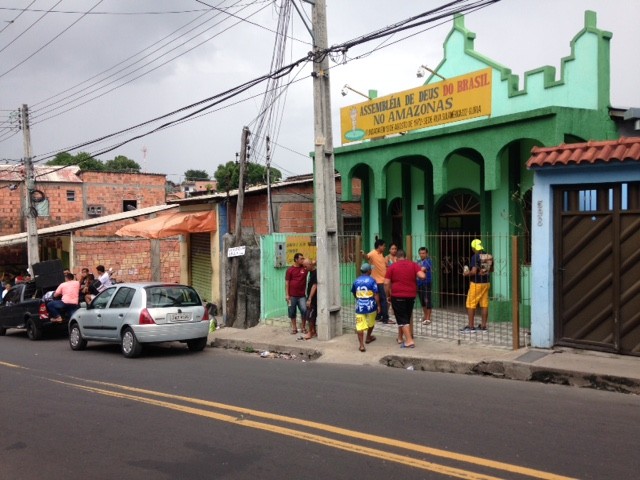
[{"x1": 333, "y1": 11, "x2": 627, "y2": 348}]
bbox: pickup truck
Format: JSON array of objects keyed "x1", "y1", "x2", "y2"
[{"x1": 0, "y1": 281, "x2": 64, "y2": 340}]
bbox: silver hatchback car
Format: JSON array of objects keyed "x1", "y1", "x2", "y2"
[{"x1": 68, "y1": 283, "x2": 210, "y2": 358}]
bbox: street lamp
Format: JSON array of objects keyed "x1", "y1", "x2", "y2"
[
  {"x1": 341, "y1": 84, "x2": 372, "y2": 100},
  {"x1": 416, "y1": 65, "x2": 446, "y2": 81}
]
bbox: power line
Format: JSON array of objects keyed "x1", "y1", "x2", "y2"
[{"x1": 0, "y1": 0, "x2": 62, "y2": 55}]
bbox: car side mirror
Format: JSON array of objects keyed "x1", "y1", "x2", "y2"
[{"x1": 80, "y1": 301, "x2": 87, "y2": 309}]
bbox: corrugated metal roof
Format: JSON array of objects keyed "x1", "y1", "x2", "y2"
[
  {"x1": 527, "y1": 137, "x2": 640, "y2": 168},
  {"x1": 0, "y1": 165, "x2": 82, "y2": 183},
  {"x1": 0, "y1": 204, "x2": 177, "y2": 247},
  {"x1": 169, "y1": 174, "x2": 325, "y2": 204}
]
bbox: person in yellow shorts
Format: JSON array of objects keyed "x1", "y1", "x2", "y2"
[
  {"x1": 351, "y1": 263, "x2": 381, "y2": 352},
  {"x1": 461, "y1": 238, "x2": 493, "y2": 332}
]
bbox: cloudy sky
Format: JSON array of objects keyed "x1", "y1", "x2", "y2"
[{"x1": 0, "y1": 0, "x2": 638, "y2": 183}]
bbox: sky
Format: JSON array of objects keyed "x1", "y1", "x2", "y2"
[{"x1": 0, "y1": 0, "x2": 638, "y2": 184}]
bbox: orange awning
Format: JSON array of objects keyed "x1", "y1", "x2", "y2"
[{"x1": 116, "y1": 210, "x2": 216, "y2": 239}]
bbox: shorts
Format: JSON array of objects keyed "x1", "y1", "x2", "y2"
[
  {"x1": 305, "y1": 305, "x2": 317, "y2": 323},
  {"x1": 355, "y1": 312, "x2": 376, "y2": 332},
  {"x1": 466, "y1": 282, "x2": 490, "y2": 309},
  {"x1": 390, "y1": 297, "x2": 415, "y2": 326},
  {"x1": 417, "y1": 284, "x2": 432, "y2": 309},
  {"x1": 288, "y1": 296, "x2": 306, "y2": 319}
]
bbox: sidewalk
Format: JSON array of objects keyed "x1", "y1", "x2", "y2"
[{"x1": 209, "y1": 323, "x2": 640, "y2": 395}]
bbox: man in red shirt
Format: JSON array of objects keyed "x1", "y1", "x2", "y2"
[
  {"x1": 47, "y1": 272, "x2": 81, "y2": 322},
  {"x1": 285, "y1": 253, "x2": 308, "y2": 334},
  {"x1": 384, "y1": 249, "x2": 426, "y2": 348}
]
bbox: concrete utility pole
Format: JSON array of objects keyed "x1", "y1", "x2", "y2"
[
  {"x1": 226, "y1": 126, "x2": 250, "y2": 326},
  {"x1": 310, "y1": 0, "x2": 342, "y2": 340},
  {"x1": 21, "y1": 104, "x2": 40, "y2": 271}
]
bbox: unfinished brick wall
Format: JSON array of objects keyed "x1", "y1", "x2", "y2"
[
  {"x1": 226, "y1": 178, "x2": 361, "y2": 234},
  {"x1": 73, "y1": 237, "x2": 180, "y2": 283},
  {"x1": 78, "y1": 171, "x2": 166, "y2": 217}
]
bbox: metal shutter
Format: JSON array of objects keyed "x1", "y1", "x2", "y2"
[{"x1": 190, "y1": 233, "x2": 212, "y2": 302}]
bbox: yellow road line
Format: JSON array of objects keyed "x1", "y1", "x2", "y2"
[
  {"x1": 52, "y1": 379, "x2": 505, "y2": 480},
  {"x1": 67, "y1": 378, "x2": 575, "y2": 480},
  {"x1": 0, "y1": 361, "x2": 27, "y2": 369}
]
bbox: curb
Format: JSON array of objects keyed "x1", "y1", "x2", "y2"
[
  {"x1": 382, "y1": 356, "x2": 640, "y2": 395},
  {"x1": 212, "y1": 338, "x2": 322, "y2": 361},
  {"x1": 209, "y1": 338, "x2": 640, "y2": 395}
]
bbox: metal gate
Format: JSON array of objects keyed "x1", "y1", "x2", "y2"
[
  {"x1": 190, "y1": 233, "x2": 212, "y2": 302},
  {"x1": 555, "y1": 182, "x2": 640, "y2": 355}
]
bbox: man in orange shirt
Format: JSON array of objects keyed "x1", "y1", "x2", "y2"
[
  {"x1": 47, "y1": 272, "x2": 81, "y2": 322},
  {"x1": 364, "y1": 239, "x2": 394, "y2": 324}
]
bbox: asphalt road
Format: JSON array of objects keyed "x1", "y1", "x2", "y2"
[{"x1": 1, "y1": 330, "x2": 639, "y2": 480}]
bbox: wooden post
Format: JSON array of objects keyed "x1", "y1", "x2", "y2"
[
  {"x1": 405, "y1": 235, "x2": 413, "y2": 260},
  {"x1": 227, "y1": 127, "x2": 250, "y2": 327},
  {"x1": 355, "y1": 235, "x2": 362, "y2": 276},
  {"x1": 511, "y1": 235, "x2": 521, "y2": 349}
]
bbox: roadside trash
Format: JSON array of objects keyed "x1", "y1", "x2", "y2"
[
  {"x1": 258, "y1": 350, "x2": 297, "y2": 360},
  {"x1": 406, "y1": 365, "x2": 415, "y2": 371}
]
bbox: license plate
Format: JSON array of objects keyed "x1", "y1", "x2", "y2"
[{"x1": 168, "y1": 313, "x2": 192, "y2": 322}]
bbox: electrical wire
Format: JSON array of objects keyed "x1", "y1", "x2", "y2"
[
  {"x1": 30, "y1": 0, "x2": 252, "y2": 122},
  {"x1": 0, "y1": 1, "x2": 62, "y2": 55},
  {"x1": 0, "y1": 0, "x2": 37, "y2": 36},
  {"x1": 0, "y1": 1, "x2": 105, "y2": 80},
  {"x1": 21, "y1": 1, "x2": 501, "y2": 179}
]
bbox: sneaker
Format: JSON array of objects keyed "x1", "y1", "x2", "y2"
[
  {"x1": 477, "y1": 325, "x2": 487, "y2": 332},
  {"x1": 460, "y1": 325, "x2": 476, "y2": 333}
]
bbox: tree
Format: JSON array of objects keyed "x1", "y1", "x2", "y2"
[
  {"x1": 104, "y1": 155, "x2": 141, "y2": 172},
  {"x1": 214, "y1": 161, "x2": 282, "y2": 191},
  {"x1": 184, "y1": 169, "x2": 209, "y2": 181},
  {"x1": 47, "y1": 151, "x2": 104, "y2": 171}
]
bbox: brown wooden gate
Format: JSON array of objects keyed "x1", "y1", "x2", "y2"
[{"x1": 555, "y1": 183, "x2": 640, "y2": 355}]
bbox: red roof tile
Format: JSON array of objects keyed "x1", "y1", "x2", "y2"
[{"x1": 526, "y1": 137, "x2": 640, "y2": 168}]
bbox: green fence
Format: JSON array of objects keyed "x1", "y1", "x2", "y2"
[{"x1": 260, "y1": 233, "x2": 531, "y2": 348}]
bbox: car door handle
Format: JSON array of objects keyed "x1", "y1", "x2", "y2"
[
  {"x1": 97, "y1": 314, "x2": 102, "y2": 318},
  {"x1": 118, "y1": 314, "x2": 124, "y2": 317}
]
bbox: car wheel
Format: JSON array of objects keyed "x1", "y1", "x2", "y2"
[
  {"x1": 187, "y1": 337, "x2": 208, "y2": 352},
  {"x1": 26, "y1": 318, "x2": 42, "y2": 341},
  {"x1": 121, "y1": 327, "x2": 142, "y2": 358},
  {"x1": 69, "y1": 322, "x2": 87, "y2": 351},
  {"x1": 0, "y1": 327, "x2": 6, "y2": 336}
]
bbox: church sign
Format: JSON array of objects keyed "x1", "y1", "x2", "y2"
[{"x1": 340, "y1": 68, "x2": 492, "y2": 144}]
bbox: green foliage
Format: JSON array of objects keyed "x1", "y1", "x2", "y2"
[
  {"x1": 47, "y1": 151, "x2": 104, "y2": 171},
  {"x1": 104, "y1": 155, "x2": 141, "y2": 172},
  {"x1": 213, "y1": 161, "x2": 282, "y2": 192},
  {"x1": 184, "y1": 169, "x2": 210, "y2": 181}
]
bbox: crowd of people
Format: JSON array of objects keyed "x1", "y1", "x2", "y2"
[
  {"x1": 285, "y1": 237, "x2": 493, "y2": 352},
  {"x1": 46, "y1": 264, "x2": 116, "y2": 322}
]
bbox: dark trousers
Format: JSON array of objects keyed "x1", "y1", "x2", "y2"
[
  {"x1": 47, "y1": 300, "x2": 78, "y2": 319},
  {"x1": 376, "y1": 283, "x2": 389, "y2": 322}
]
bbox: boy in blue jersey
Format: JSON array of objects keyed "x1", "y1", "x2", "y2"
[{"x1": 351, "y1": 263, "x2": 381, "y2": 352}]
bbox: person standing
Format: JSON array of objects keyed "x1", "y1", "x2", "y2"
[
  {"x1": 363, "y1": 239, "x2": 393, "y2": 324},
  {"x1": 351, "y1": 263, "x2": 380, "y2": 352},
  {"x1": 303, "y1": 259, "x2": 317, "y2": 340},
  {"x1": 384, "y1": 249, "x2": 426, "y2": 348},
  {"x1": 461, "y1": 238, "x2": 493, "y2": 332},
  {"x1": 285, "y1": 253, "x2": 307, "y2": 335},
  {"x1": 385, "y1": 243, "x2": 399, "y2": 266},
  {"x1": 416, "y1": 247, "x2": 433, "y2": 325},
  {"x1": 47, "y1": 272, "x2": 81, "y2": 322}
]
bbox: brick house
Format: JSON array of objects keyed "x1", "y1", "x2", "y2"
[{"x1": 0, "y1": 166, "x2": 168, "y2": 276}]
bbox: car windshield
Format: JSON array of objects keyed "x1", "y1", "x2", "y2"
[{"x1": 145, "y1": 286, "x2": 201, "y2": 308}]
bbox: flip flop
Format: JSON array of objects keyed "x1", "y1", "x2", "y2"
[
  {"x1": 365, "y1": 335, "x2": 377, "y2": 344},
  {"x1": 290, "y1": 329, "x2": 298, "y2": 334},
  {"x1": 359, "y1": 346, "x2": 366, "y2": 352},
  {"x1": 400, "y1": 342, "x2": 415, "y2": 348},
  {"x1": 421, "y1": 319, "x2": 431, "y2": 325}
]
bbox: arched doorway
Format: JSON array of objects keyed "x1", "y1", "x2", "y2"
[
  {"x1": 437, "y1": 192, "x2": 480, "y2": 308},
  {"x1": 389, "y1": 198, "x2": 403, "y2": 249}
]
